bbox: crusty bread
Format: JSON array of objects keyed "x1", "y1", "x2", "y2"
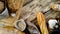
[
  {"x1": 0, "y1": 0, "x2": 24, "y2": 27},
  {"x1": 0, "y1": 26, "x2": 25, "y2": 34},
  {"x1": 37, "y1": 12, "x2": 49, "y2": 34},
  {"x1": 7, "y1": 0, "x2": 24, "y2": 13}
]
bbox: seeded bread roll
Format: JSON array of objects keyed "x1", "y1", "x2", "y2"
[{"x1": 0, "y1": 1, "x2": 4, "y2": 13}]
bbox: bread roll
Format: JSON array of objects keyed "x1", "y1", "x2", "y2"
[
  {"x1": 7, "y1": 0, "x2": 24, "y2": 13},
  {"x1": 0, "y1": 26, "x2": 25, "y2": 34}
]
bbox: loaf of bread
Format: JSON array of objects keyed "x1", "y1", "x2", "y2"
[
  {"x1": 37, "y1": 12, "x2": 49, "y2": 34},
  {"x1": 0, "y1": 26, "x2": 25, "y2": 34}
]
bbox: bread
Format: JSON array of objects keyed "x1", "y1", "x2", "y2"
[
  {"x1": 0, "y1": 26, "x2": 25, "y2": 34},
  {"x1": 37, "y1": 12, "x2": 49, "y2": 34},
  {"x1": 7, "y1": 0, "x2": 24, "y2": 13}
]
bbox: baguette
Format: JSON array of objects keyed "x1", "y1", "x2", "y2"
[{"x1": 37, "y1": 12, "x2": 49, "y2": 34}]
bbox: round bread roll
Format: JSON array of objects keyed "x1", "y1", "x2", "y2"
[
  {"x1": 0, "y1": 1, "x2": 4, "y2": 13},
  {"x1": 7, "y1": 0, "x2": 24, "y2": 13}
]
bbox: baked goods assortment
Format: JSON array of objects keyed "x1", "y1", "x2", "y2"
[{"x1": 0, "y1": 0, "x2": 60, "y2": 34}]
